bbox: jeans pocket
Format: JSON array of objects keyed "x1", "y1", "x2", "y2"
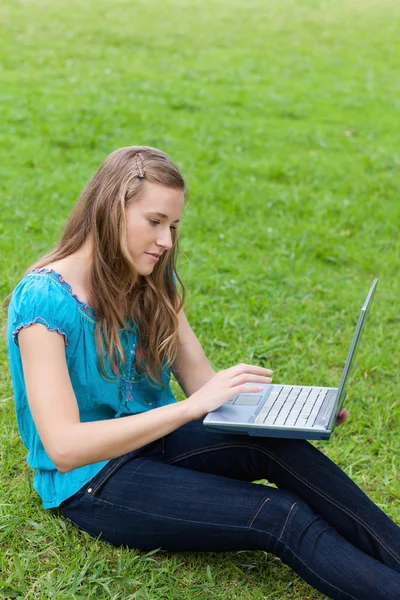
[{"x1": 85, "y1": 453, "x2": 132, "y2": 498}]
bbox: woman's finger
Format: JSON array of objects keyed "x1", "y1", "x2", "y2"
[
  {"x1": 337, "y1": 409, "x2": 350, "y2": 426},
  {"x1": 230, "y1": 363, "x2": 273, "y2": 377},
  {"x1": 230, "y1": 373, "x2": 273, "y2": 387},
  {"x1": 230, "y1": 384, "x2": 266, "y2": 397}
]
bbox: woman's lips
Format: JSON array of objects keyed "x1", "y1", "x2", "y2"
[{"x1": 145, "y1": 252, "x2": 161, "y2": 262}]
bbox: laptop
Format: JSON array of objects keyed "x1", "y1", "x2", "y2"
[{"x1": 204, "y1": 279, "x2": 378, "y2": 440}]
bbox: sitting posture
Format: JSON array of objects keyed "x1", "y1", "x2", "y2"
[{"x1": 6, "y1": 146, "x2": 400, "y2": 600}]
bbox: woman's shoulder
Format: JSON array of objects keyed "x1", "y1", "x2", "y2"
[
  {"x1": 7, "y1": 266, "x2": 93, "y2": 346},
  {"x1": 12, "y1": 255, "x2": 91, "y2": 310},
  {"x1": 38, "y1": 257, "x2": 91, "y2": 306},
  {"x1": 11, "y1": 267, "x2": 76, "y2": 307},
  {"x1": 11, "y1": 267, "x2": 67, "y2": 301}
]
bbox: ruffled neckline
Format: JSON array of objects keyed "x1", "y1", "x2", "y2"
[{"x1": 30, "y1": 268, "x2": 96, "y2": 318}]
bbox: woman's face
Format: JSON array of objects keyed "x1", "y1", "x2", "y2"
[{"x1": 125, "y1": 181, "x2": 185, "y2": 275}]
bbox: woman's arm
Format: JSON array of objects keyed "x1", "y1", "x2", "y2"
[
  {"x1": 18, "y1": 324, "x2": 272, "y2": 473},
  {"x1": 171, "y1": 310, "x2": 216, "y2": 397}
]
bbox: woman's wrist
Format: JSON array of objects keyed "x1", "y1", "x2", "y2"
[{"x1": 180, "y1": 394, "x2": 205, "y2": 422}]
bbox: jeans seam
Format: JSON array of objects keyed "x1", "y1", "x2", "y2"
[
  {"x1": 263, "y1": 447, "x2": 400, "y2": 565},
  {"x1": 279, "y1": 502, "x2": 297, "y2": 539},
  {"x1": 166, "y1": 442, "x2": 232, "y2": 465},
  {"x1": 248, "y1": 497, "x2": 270, "y2": 528},
  {"x1": 167, "y1": 441, "x2": 400, "y2": 565},
  {"x1": 64, "y1": 496, "x2": 362, "y2": 599},
  {"x1": 72, "y1": 493, "x2": 273, "y2": 530},
  {"x1": 277, "y1": 540, "x2": 360, "y2": 600}
]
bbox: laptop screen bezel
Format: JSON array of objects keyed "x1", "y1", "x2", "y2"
[{"x1": 329, "y1": 279, "x2": 378, "y2": 428}]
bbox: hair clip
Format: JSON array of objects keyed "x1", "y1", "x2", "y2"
[{"x1": 134, "y1": 152, "x2": 146, "y2": 179}]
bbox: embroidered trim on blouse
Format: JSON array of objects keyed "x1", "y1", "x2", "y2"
[
  {"x1": 30, "y1": 268, "x2": 96, "y2": 318},
  {"x1": 13, "y1": 318, "x2": 68, "y2": 347}
]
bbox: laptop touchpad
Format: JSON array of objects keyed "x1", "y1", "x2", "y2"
[{"x1": 234, "y1": 395, "x2": 263, "y2": 406}]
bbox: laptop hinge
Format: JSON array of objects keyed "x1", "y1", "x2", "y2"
[{"x1": 314, "y1": 391, "x2": 337, "y2": 428}]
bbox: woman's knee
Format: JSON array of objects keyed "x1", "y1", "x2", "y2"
[{"x1": 249, "y1": 488, "x2": 314, "y2": 543}]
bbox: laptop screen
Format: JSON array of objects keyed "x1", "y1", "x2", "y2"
[{"x1": 335, "y1": 279, "x2": 378, "y2": 412}]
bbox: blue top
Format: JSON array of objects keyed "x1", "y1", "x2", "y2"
[{"x1": 7, "y1": 268, "x2": 177, "y2": 509}]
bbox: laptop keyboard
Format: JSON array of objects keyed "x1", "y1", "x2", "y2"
[{"x1": 254, "y1": 385, "x2": 331, "y2": 428}]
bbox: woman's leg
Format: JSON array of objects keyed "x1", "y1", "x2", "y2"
[
  {"x1": 60, "y1": 437, "x2": 400, "y2": 600},
  {"x1": 163, "y1": 419, "x2": 400, "y2": 574}
]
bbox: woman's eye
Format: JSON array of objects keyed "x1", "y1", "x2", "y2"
[
  {"x1": 149, "y1": 220, "x2": 160, "y2": 226},
  {"x1": 170, "y1": 226, "x2": 177, "y2": 231}
]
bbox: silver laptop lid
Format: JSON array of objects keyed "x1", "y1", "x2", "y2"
[{"x1": 335, "y1": 279, "x2": 378, "y2": 412}]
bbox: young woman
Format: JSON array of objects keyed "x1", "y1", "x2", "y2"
[{"x1": 6, "y1": 146, "x2": 400, "y2": 600}]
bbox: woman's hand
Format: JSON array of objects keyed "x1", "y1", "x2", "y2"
[
  {"x1": 185, "y1": 363, "x2": 273, "y2": 421},
  {"x1": 337, "y1": 409, "x2": 349, "y2": 426}
]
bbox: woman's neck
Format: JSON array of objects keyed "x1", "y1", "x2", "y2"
[{"x1": 43, "y1": 239, "x2": 94, "y2": 305}]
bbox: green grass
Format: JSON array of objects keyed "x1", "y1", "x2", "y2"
[{"x1": 1, "y1": 0, "x2": 399, "y2": 597}]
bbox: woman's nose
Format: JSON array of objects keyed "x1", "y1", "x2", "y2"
[{"x1": 157, "y1": 227, "x2": 173, "y2": 249}]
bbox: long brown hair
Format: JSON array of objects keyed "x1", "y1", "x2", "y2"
[{"x1": 32, "y1": 146, "x2": 186, "y2": 385}]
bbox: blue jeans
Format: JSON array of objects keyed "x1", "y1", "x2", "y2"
[{"x1": 61, "y1": 419, "x2": 400, "y2": 600}]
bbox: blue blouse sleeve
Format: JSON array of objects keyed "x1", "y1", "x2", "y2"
[{"x1": 8, "y1": 273, "x2": 76, "y2": 347}]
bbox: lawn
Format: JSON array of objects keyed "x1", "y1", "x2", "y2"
[{"x1": 0, "y1": 0, "x2": 399, "y2": 598}]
